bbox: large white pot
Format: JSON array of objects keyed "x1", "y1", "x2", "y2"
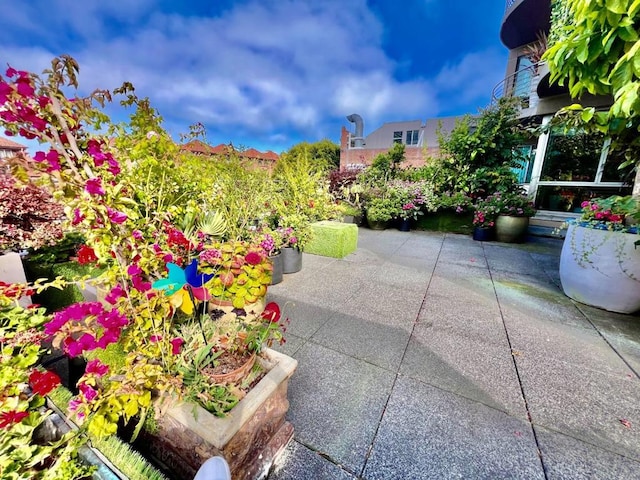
[{"x1": 559, "y1": 224, "x2": 640, "y2": 313}]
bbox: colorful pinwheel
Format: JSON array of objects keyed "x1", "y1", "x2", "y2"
[{"x1": 152, "y1": 260, "x2": 213, "y2": 314}]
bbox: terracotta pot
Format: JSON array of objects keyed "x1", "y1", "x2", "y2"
[
  {"x1": 205, "y1": 351, "x2": 256, "y2": 384},
  {"x1": 495, "y1": 215, "x2": 529, "y2": 243},
  {"x1": 560, "y1": 224, "x2": 640, "y2": 313}
]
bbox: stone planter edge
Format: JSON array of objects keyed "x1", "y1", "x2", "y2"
[{"x1": 164, "y1": 347, "x2": 297, "y2": 448}]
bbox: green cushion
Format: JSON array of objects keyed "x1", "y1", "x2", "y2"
[{"x1": 305, "y1": 221, "x2": 358, "y2": 258}]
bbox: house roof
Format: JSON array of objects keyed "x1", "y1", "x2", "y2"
[
  {"x1": 0, "y1": 137, "x2": 26, "y2": 150},
  {"x1": 179, "y1": 141, "x2": 278, "y2": 163}
]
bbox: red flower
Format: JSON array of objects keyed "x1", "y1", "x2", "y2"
[
  {"x1": 245, "y1": 251, "x2": 263, "y2": 265},
  {"x1": 0, "y1": 410, "x2": 29, "y2": 429},
  {"x1": 261, "y1": 302, "x2": 281, "y2": 323},
  {"x1": 77, "y1": 244, "x2": 98, "y2": 265},
  {"x1": 29, "y1": 369, "x2": 61, "y2": 396}
]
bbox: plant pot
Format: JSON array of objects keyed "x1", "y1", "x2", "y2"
[
  {"x1": 282, "y1": 246, "x2": 302, "y2": 274},
  {"x1": 559, "y1": 224, "x2": 640, "y2": 313},
  {"x1": 269, "y1": 252, "x2": 283, "y2": 285},
  {"x1": 139, "y1": 348, "x2": 297, "y2": 480},
  {"x1": 472, "y1": 226, "x2": 495, "y2": 241},
  {"x1": 398, "y1": 218, "x2": 412, "y2": 232},
  {"x1": 204, "y1": 351, "x2": 257, "y2": 384},
  {"x1": 495, "y1": 215, "x2": 529, "y2": 243},
  {"x1": 367, "y1": 219, "x2": 388, "y2": 230}
]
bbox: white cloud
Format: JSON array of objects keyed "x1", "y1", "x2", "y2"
[{"x1": 0, "y1": 0, "x2": 503, "y2": 150}]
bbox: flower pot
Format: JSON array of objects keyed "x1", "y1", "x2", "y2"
[
  {"x1": 367, "y1": 219, "x2": 388, "y2": 230},
  {"x1": 139, "y1": 349, "x2": 297, "y2": 480},
  {"x1": 398, "y1": 218, "x2": 412, "y2": 232},
  {"x1": 269, "y1": 252, "x2": 283, "y2": 285},
  {"x1": 472, "y1": 226, "x2": 495, "y2": 241},
  {"x1": 282, "y1": 246, "x2": 302, "y2": 274},
  {"x1": 560, "y1": 224, "x2": 640, "y2": 313},
  {"x1": 495, "y1": 215, "x2": 529, "y2": 243},
  {"x1": 204, "y1": 351, "x2": 257, "y2": 384}
]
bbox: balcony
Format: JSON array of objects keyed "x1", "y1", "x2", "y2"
[
  {"x1": 491, "y1": 61, "x2": 543, "y2": 112},
  {"x1": 500, "y1": 0, "x2": 551, "y2": 49}
]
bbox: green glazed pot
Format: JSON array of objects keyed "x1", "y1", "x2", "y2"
[{"x1": 495, "y1": 215, "x2": 529, "y2": 243}]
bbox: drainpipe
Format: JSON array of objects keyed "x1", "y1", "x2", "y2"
[{"x1": 346, "y1": 114, "x2": 364, "y2": 148}]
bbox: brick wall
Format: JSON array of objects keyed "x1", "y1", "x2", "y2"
[{"x1": 340, "y1": 126, "x2": 440, "y2": 171}]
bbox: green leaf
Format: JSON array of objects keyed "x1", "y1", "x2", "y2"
[
  {"x1": 581, "y1": 108, "x2": 595, "y2": 122},
  {"x1": 606, "y1": 0, "x2": 628, "y2": 14}
]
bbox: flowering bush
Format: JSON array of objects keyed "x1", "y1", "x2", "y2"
[
  {"x1": 473, "y1": 194, "x2": 502, "y2": 228},
  {"x1": 573, "y1": 196, "x2": 639, "y2": 233},
  {"x1": 498, "y1": 192, "x2": 537, "y2": 218},
  {"x1": 0, "y1": 58, "x2": 287, "y2": 443},
  {"x1": 0, "y1": 282, "x2": 93, "y2": 479}
]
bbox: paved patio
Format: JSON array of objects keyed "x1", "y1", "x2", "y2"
[{"x1": 265, "y1": 228, "x2": 640, "y2": 479}]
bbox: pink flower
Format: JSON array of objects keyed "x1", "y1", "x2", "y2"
[
  {"x1": 132, "y1": 230, "x2": 143, "y2": 240},
  {"x1": 127, "y1": 264, "x2": 142, "y2": 276},
  {"x1": 72, "y1": 208, "x2": 85, "y2": 226},
  {"x1": 97, "y1": 329, "x2": 120, "y2": 349},
  {"x1": 107, "y1": 207, "x2": 127, "y2": 224},
  {"x1": 105, "y1": 284, "x2": 126, "y2": 305},
  {"x1": 85, "y1": 359, "x2": 109, "y2": 377},
  {"x1": 79, "y1": 383, "x2": 98, "y2": 402},
  {"x1": 245, "y1": 251, "x2": 262, "y2": 265},
  {"x1": 85, "y1": 177, "x2": 105, "y2": 196},
  {"x1": 171, "y1": 338, "x2": 184, "y2": 355},
  {"x1": 150, "y1": 335, "x2": 162, "y2": 343},
  {"x1": 131, "y1": 275, "x2": 151, "y2": 293}
]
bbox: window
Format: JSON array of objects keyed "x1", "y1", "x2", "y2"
[
  {"x1": 534, "y1": 126, "x2": 634, "y2": 212},
  {"x1": 393, "y1": 131, "x2": 402, "y2": 144},
  {"x1": 405, "y1": 130, "x2": 419, "y2": 145}
]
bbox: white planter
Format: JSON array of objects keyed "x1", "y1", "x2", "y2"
[{"x1": 560, "y1": 224, "x2": 640, "y2": 313}]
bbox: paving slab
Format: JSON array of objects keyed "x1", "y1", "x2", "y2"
[
  {"x1": 514, "y1": 352, "x2": 640, "y2": 460},
  {"x1": 536, "y1": 427, "x2": 640, "y2": 480},
  {"x1": 399, "y1": 322, "x2": 527, "y2": 416},
  {"x1": 311, "y1": 312, "x2": 412, "y2": 371},
  {"x1": 373, "y1": 261, "x2": 433, "y2": 292},
  {"x1": 575, "y1": 303, "x2": 640, "y2": 375},
  {"x1": 269, "y1": 441, "x2": 356, "y2": 480},
  {"x1": 428, "y1": 261, "x2": 496, "y2": 303},
  {"x1": 437, "y1": 235, "x2": 489, "y2": 268},
  {"x1": 337, "y1": 282, "x2": 425, "y2": 327},
  {"x1": 484, "y1": 244, "x2": 548, "y2": 276},
  {"x1": 493, "y1": 270, "x2": 594, "y2": 330},
  {"x1": 271, "y1": 332, "x2": 305, "y2": 358},
  {"x1": 285, "y1": 342, "x2": 395, "y2": 474},
  {"x1": 267, "y1": 294, "x2": 336, "y2": 339},
  {"x1": 363, "y1": 376, "x2": 544, "y2": 480}
]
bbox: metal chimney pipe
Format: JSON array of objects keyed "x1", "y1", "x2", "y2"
[{"x1": 346, "y1": 114, "x2": 364, "y2": 148}]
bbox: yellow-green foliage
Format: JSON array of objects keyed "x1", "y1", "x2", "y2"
[{"x1": 305, "y1": 221, "x2": 358, "y2": 258}]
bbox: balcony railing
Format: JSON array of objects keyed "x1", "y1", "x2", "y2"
[{"x1": 491, "y1": 61, "x2": 543, "y2": 108}]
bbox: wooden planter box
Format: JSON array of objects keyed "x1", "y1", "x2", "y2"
[{"x1": 137, "y1": 348, "x2": 297, "y2": 480}]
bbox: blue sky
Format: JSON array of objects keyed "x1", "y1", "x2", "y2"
[{"x1": 0, "y1": 0, "x2": 508, "y2": 153}]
